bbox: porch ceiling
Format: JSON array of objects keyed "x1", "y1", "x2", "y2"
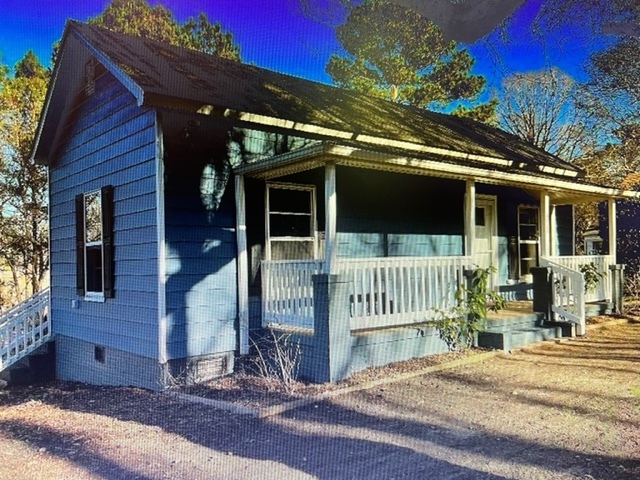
[{"x1": 235, "y1": 143, "x2": 640, "y2": 204}]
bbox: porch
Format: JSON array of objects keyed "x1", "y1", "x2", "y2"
[{"x1": 233, "y1": 143, "x2": 630, "y2": 382}]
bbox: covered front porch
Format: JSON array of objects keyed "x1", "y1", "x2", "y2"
[{"x1": 233, "y1": 143, "x2": 629, "y2": 380}]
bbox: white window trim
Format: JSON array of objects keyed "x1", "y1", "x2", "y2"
[
  {"x1": 84, "y1": 190, "x2": 105, "y2": 301},
  {"x1": 265, "y1": 182, "x2": 317, "y2": 260}
]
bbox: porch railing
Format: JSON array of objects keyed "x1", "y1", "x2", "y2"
[
  {"x1": 338, "y1": 256, "x2": 471, "y2": 330},
  {"x1": 261, "y1": 256, "x2": 471, "y2": 331},
  {"x1": 0, "y1": 288, "x2": 51, "y2": 372},
  {"x1": 544, "y1": 255, "x2": 614, "y2": 302},
  {"x1": 540, "y1": 259, "x2": 586, "y2": 336},
  {"x1": 262, "y1": 259, "x2": 324, "y2": 329}
]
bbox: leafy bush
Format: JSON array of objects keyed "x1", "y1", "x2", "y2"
[
  {"x1": 579, "y1": 262, "x2": 603, "y2": 293},
  {"x1": 429, "y1": 266, "x2": 505, "y2": 351}
]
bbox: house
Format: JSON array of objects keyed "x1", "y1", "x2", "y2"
[
  {"x1": 25, "y1": 21, "x2": 639, "y2": 389},
  {"x1": 598, "y1": 175, "x2": 640, "y2": 276}
]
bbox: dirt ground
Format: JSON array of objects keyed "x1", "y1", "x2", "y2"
[{"x1": 1, "y1": 319, "x2": 639, "y2": 480}]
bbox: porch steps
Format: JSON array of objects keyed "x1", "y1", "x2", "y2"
[
  {"x1": 478, "y1": 311, "x2": 565, "y2": 352},
  {"x1": 585, "y1": 301, "x2": 614, "y2": 317}
]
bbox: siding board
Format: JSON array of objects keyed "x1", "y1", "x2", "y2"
[
  {"x1": 163, "y1": 148, "x2": 238, "y2": 360},
  {"x1": 49, "y1": 73, "x2": 159, "y2": 359}
]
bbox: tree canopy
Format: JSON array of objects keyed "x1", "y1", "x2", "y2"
[
  {"x1": 574, "y1": 5, "x2": 640, "y2": 187},
  {"x1": 325, "y1": 0, "x2": 496, "y2": 123},
  {"x1": 89, "y1": 0, "x2": 241, "y2": 60},
  {"x1": 496, "y1": 68, "x2": 598, "y2": 162},
  {"x1": 0, "y1": 51, "x2": 49, "y2": 302}
]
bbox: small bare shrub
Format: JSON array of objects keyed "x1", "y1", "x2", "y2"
[
  {"x1": 624, "y1": 270, "x2": 640, "y2": 315},
  {"x1": 249, "y1": 328, "x2": 301, "y2": 394}
]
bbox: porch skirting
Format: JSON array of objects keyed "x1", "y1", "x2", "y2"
[{"x1": 277, "y1": 274, "x2": 450, "y2": 383}]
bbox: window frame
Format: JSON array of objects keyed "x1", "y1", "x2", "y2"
[
  {"x1": 75, "y1": 185, "x2": 114, "y2": 301},
  {"x1": 265, "y1": 182, "x2": 317, "y2": 261}
]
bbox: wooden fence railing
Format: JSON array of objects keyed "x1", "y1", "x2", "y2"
[
  {"x1": 262, "y1": 259, "x2": 324, "y2": 329},
  {"x1": 544, "y1": 255, "x2": 614, "y2": 303},
  {"x1": 338, "y1": 256, "x2": 471, "y2": 330}
]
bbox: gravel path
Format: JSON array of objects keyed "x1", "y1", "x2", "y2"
[{"x1": 1, "y1": 321, "x2": 639, "y2": 479}]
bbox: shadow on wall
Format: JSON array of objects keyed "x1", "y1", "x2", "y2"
[{"x1": 163, "y1": 141, "x2": 238, "y2": 372}]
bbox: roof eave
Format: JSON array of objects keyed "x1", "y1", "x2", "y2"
[
  {"x1": 30, "y1": 21, "x2": 144, "y2": 166},
  {"x1": 235, "y1": 143, "x2": 639, "y2": 203},
  {"x1": 153, "y1": 95, "x2": 582, "y2": 181}
]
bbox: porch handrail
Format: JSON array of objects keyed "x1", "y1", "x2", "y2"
[
  {"x1": 0, "y1": 287, "x2": 51, "y2": 372},
  {"x1": 544, "y1": 255, "x2": 613, "y2": 303},
  {"x1": 540, "y1": 259, "x2": 586, "y2": 336},
  {"x1": 337, "y1": 256, "x2": 472, "y2": 330}
]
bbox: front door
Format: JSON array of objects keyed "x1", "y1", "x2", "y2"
[{"x1": 474, "y1": 196, "x2": 498, "y2": 288}]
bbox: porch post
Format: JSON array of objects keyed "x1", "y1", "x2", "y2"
[
  {"x1": 235, "y1": 174, "x2": 249, "y2": 355},
  {"x1": 540, "y1": 191, "x2": 551, "y2": 258},
  {"x1": 608, "y1": 199, "x2": 617, "y2": 260},
  {"x1": 464, "y1": 180, "x2": 476, "y2": 257},
  {"x1": 324, "y1": 163, "x2": 337, "y2": 274},
  {"x1": 550, "y1": 204, "x2": 557, "y2": 256}
]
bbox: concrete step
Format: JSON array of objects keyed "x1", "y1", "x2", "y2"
[
  {"x1": 478, "y1": 325, "x2": 563, "y2": 352},
  {"x1": 498, "y1": 283, "x2": 533, "y2": 301},
  {"x1": 585, "y1": 301, "x2": 614, "y2": 317},
  {"x1": 483, "y1": 312, "x2": 545, "y2": 332}
]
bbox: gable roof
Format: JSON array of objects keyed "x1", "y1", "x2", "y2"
[{"x1": 33, "y1": 20, "x2": 585, "y2": 180}]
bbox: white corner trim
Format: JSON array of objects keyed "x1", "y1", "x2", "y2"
[{"x1": 155, "y1": 115, "x2": 168, "y2": 365}]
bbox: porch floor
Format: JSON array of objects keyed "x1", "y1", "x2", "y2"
[{"x1": 486, "y1": 300, "x2": 536, "y2": 319}]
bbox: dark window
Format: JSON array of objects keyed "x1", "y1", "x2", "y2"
[
  {"x1": 76, "y1": 186, "x2": 114, "y2": 299},
  {"x1": 475, "y1": 207, "x2": 485, "y2": 226}
]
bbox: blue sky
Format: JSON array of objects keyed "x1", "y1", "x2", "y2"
[{"x1": 0, "y1": 0, "x2": 602, "y2": 92}]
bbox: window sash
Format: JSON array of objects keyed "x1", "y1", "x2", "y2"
[{"x1": 265, "y1": 183, "x2": 317, "y2": 260}]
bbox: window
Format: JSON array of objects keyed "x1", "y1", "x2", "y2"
[
  {"x1": 475, "y1": 207, "x2": 485, "y2": 226},
  {"x1": 75, "y1": 186, "x2": 114, "y2": 300},
  {"x1": 266, "y1": 183, "x2": 316, "y2": 260}
]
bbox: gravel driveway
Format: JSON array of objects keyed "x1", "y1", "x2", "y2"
[{"x1": 1, "y1": 321, "x2": 639, "y2": 479}]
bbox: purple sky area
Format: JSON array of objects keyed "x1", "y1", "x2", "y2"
[{"x1": 0, "y1": 0, "x2": 604, "y2": 93}]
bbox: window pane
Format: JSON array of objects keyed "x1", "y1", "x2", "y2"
[
  {"x1": 270, "y1": 213, "x2": 311, "y2": 237},
  {"x1": 270, "y1": 241, "x2": 314, "y2": 260},
  {"x1": 85, "y1": 192, "x2": 102, "y2": 243},
  {"x1": 269, "y1": 188, "x2": 311, "y2": 213},
  {"x1": 86, "y1": 245, "x2": 103, "y2": 293},
  {"x1": 475, "y1": 207, "x2": 485, "y2": 226}
]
